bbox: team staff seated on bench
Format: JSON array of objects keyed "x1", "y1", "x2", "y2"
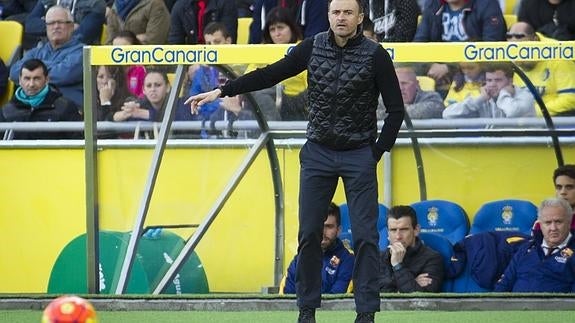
[
  {"x1": 281, "y1": 202, "x2": 354, "y2": 294},
  {"x1": 494, "y1": 198, "x2": 575, "y2": 292},
  {"x1": 379, "y1": 205, "x2": 445, "y2": 293}
]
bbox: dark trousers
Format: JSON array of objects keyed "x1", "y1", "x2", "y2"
[{"x1": 296, "y1": 140, "x2": 380, "y2": 313}]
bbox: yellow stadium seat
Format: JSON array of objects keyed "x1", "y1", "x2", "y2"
[
  {"x1": 503, "y1": 14, "x2": 517, "y2": 28},
  {"x1": 0, "y1": 21, "x2": 23, "y2": 66},
  {"x1": 503, "y1": 0, "x2": 518, "y2": 15},
  {"x1": 100, "y1": 24, "x2": 108, "y2": 45},
  {"x1": 237, "y1": 17, "x2": 252, "y2": 44},
  {"x1": 0, "y1": 20, "x2": 23, "y2": 106},
  {"x1": 417, "y1": 76, "x2": 436, "y2": 92}
]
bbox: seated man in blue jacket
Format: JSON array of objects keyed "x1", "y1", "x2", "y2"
[
  {"x1": 494, "y1": 198, "x2": 575, "y2": 292},
  {"x1": 10, "y1": 5, "x2": 84, "y2": 107},
  {"x1": 282, "y1": 202, "x2": 354, "y2": 294}
]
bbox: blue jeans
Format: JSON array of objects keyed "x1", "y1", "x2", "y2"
[{"x1": 296, "y1": 140, "x2": 380, "y2": 313}]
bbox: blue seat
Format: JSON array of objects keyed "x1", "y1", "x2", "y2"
[
  {"x1": 418, "y1": 232, "x2": 454, "y2": 292},
  {"x1": 470, "y1": 199, "x2": 538, "y2": 235},
  {"x1": 410, "y1": 200, "x2": 470, "y2": 245},
  {"x1": 339, "y1": 203, "x2": 388, "y2": 249}
]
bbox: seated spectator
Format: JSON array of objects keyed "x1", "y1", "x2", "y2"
[
  {"x1": 444, "y1": 62, "x2": 485, "y2": 107},
  {"x1": 96, "y1": 65, "x2": 130, "y2": 121},
  {"x1": 518, "y1": 0, "x2": 575, "y2": 40},
  {"x1": 0, "y1": 58, "x2": 81, "y2": 139},
  {"x1": 188, "y1": 22, "x2": 233, "y2": 123},
  {"x1": 25, "y1": 0, "x2": 106, "y2": 46},
  {"x1": 249, "y1": 0, "x2": 299, "y2": 44},
  {"x1": 379, "y1": 205, "x2": 444, "y2": 293},
  {"x1": 106, "y1": 0, "x2": 170, "y2": 44},
  {"x1": 414, "y1": 0, "x2": 506, "y2": 97},
  {"x1": 554, "y1": 165, "x2": 575, "y2": 216},
  {"x1": 244, "y1": 6, "x2": 307, "y2": 121},
  {"x1": 0, "y1": 0, "x2": 37, "y2": 24},
  {"x1": 282, "y1": 202, "x2": 354, "y2": 294},
  {"x1": 168, "y1": 0, "x2": 238, "y2": 44},
  {"x1": 363, "y1": 0, "x2": 420, "y2": 42},
  {"x1": 113, "y1": 69, "x2": 193, "y2": 124},
  {"x1": 443, "y1": 62, "x2": 535, "y2": 118},
  {"x1": 509, "y1": 22, "x2": 575, "y2": 116},
  {"x1": 494, "y1": 198, "x2": 575, "y2": 292},
  {"x1": 10, "y1": 5, "x2": 84, "y2": 107},
  {"x1": 111, "y1": 31, "x2": 146, "y2": 98},
  {"x1": 186, "y1": 22, "x2": 251, "y2": 134},
  {"x1": 361, "y1": 17, "x2": 378, "y2": 42},
  {"x1": 384, "y1": 65, "x2": 444, "y2": 120}
]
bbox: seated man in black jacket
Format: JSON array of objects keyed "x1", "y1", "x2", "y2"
[
  {"x1": 0, "y1": 58, "x2": 81, "y2": 139},
  {"x1": 379, "y1": 205, "x2": 445, "y2": 292}
]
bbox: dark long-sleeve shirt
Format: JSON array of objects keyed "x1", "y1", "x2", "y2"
[{"x1": 220, "y1": 36, "x2": 404, "y2": 153}]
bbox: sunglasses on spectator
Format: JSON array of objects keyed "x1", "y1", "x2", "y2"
[
  {"x1": 45, "y1": 20, "x2": 73, "y2": 26},
  {"x1": 506, "y1": 33, "x2": 529, "y2": 39}
]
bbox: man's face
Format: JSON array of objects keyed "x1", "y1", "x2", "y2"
[
  {"x1": 387, "y1": 216, "x2": 419, "y2": 248},
  {"x1": 507, "y1": 23, "x2": 537, "y2": 70},
  {"x1": 484, "y1": 70, "x2": 512, "y2": 97},
  {"x1": 328, "y1": 0, "x2": 363, "y2": 40},
  {"x1": 19, "y1": 67, "x2": 48, "y2": 96},
  {"x1": 395, "y1": 68, "x2": 418, "y2": 104},
  {"x1": 539, "y1": 206, "x2": 572, "y2": 248},
  {"x1": 204, "y1": 31, "x2": 232, "y2": 45},
  {"x1": 555, "y1": 175, "x2": 575, "y2": 208},
  {"x1": 45, "y1": 8, "x2": 74, "y2": 47},
  {"x1": 321, "y1": 214, "x2": 341, "y2": 251}
]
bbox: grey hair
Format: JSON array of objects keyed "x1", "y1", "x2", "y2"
[
  {"x1": 46, "y1": 5, "x2": 74, "y2": 22},
  {"x1": 538, "y1": 197, "x2": 573, "y2": 221}
]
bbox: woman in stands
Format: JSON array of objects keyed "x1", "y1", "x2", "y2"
[
  {"x1": 444, "y1": 62, "x2": 486, "y2": 107},
  {"x1": 96, "y1": 65, "x2": 129, "y2": 122},
  {"x1": 112, "y1": 69, "x2": 193, "y2": 124},
  {"x1": 245, "y1": 6, "x2": 308, "y2": 121},
  {"x1": 111, "y1": 31, "x2": 147, "y2": 99}
]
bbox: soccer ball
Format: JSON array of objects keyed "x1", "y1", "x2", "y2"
[{"x1": 41, "y1": 295, "x2": 98, "y2": 323}]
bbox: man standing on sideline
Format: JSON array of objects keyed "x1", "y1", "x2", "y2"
[{"x1": 186, "y1": 0, "x2": 405, "y2": 321}]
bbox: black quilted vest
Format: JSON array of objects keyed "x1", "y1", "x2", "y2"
[{"x1": 306, "y1": 31, "x2": 380, "y2": 150}]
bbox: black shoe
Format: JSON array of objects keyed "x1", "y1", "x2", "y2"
[
  {"x1": 297, "y1": 307, "x2": 316, "y2": 323},
  {"x1": 355, "y1": 312, "x2": 375, "y2": 323}
]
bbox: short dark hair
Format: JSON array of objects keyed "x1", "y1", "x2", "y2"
[
  {"x1": 484, "y1": 62, "x2": 514, "y2": 79},
  {"x1": 328, "y1": 0, "x2": 364, "y2": 13},
  {"x1": 554, "y1": 165, "x2": 575, "y2": 183},
  {"x1": 388, "y1": 205, "x2": 418, "y2": 229},
  {"x1": 204, "y1": 21, "x2": 230, "y2": 39},
  {"x1": 362, "y1": 17, "x2": 374, "y2": 34},
  {"x1": 21, "y1": 59, "x2": 48, "y2": 77},
  {"x1": 262, "y1": 6, "x2": 303, "y2": 44},
  {"x1": 112, "y1": 30, "x2": 142, "y2": 45},
  {"x1": 145, "y1": 68, "x2": 169, "y2": 85},
  {"x1": 328, "y1": 202, "x2": 341, "y2": 226}
]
